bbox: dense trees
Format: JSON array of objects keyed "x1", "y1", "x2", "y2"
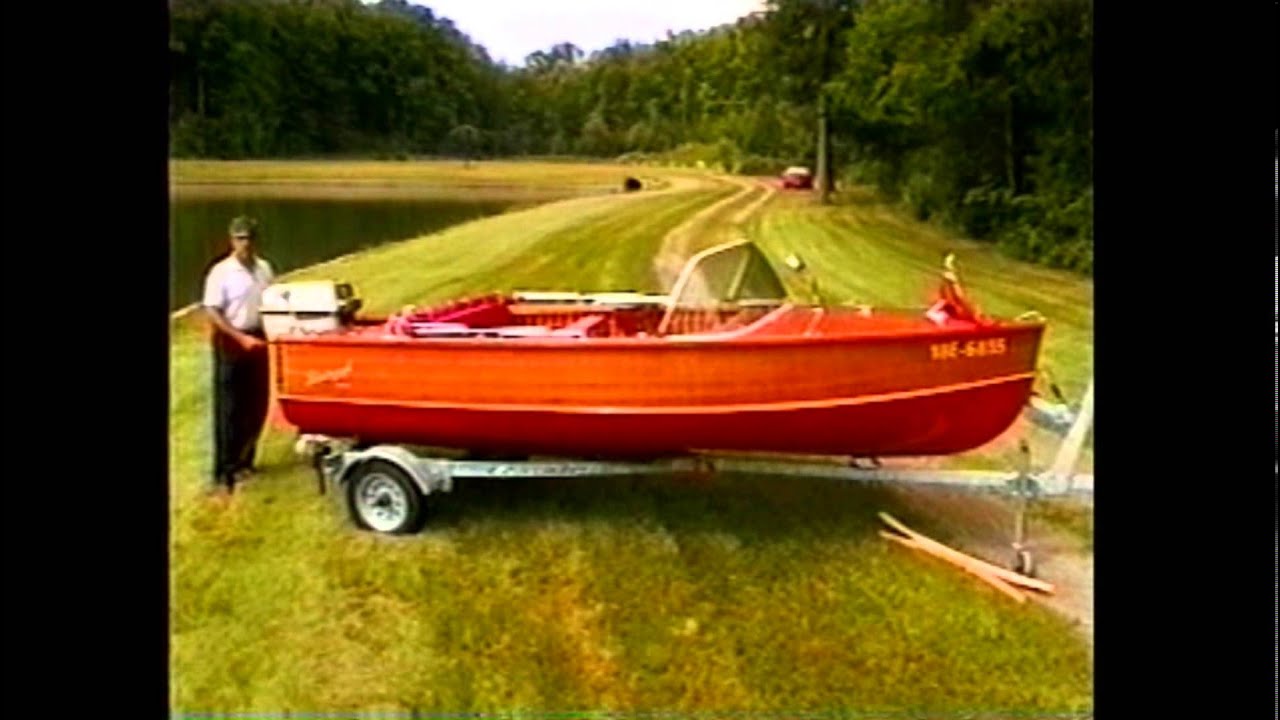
[
  {"x1": 169, "y1": 0, "x2": 1092, "y2": 272},
  {"x1": 829, "y1": 0, "x2": 1092, "y2": 270},
  {"x1": 169, "y1": 0, "x2": 500, "y2": 157}
]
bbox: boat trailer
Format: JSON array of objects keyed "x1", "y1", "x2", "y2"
[{"x1": 296, "y1": 381, "x2": 1093, "y2": 575}]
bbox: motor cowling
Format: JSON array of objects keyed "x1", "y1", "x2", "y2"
[{"x1": 261, "y1": 281, "x2": 362, "y2": 340}]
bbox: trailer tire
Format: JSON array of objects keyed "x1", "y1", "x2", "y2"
[{"x1": 346, "y1": 460, "x2": 426, "y2": 534}]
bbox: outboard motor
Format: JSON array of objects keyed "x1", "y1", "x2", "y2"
[{"x1": 261, "y1": 281, "x2": 362, "y2": 340}]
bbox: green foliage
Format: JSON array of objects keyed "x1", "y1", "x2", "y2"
[
  {"x1": 622, "y1": 142, "x2": 725, "y2": 172},
  {"x1": 828, "y1": 0, "x2": 1092, "y2": 270},
  {"x1": 576, "y1": 105, "x2": 617, "y2": 156},
  {"x1": 169, "y1": 0, "x2": 1092, "y2": 273},
  {"x1": 446, "y1": 124, "x2": 482, "y2": 163},
  {"x1": 736, "y1": 154, "x2": 790, "y2": 176},
  {"x1": 995, "y1": 188, "x2": 1094, "y2": 274},
  {"x1": 762, "y1": 0, "x2": 859, "y2": 102},
  {"x1": 169, "y1": 0, "x2": 501, "y2": 158}
]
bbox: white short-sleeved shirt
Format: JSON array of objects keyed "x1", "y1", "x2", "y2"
[{"x1": 202, "y1": 254, "x2": 275, "y2": 331}]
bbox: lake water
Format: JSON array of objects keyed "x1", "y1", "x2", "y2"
[{"x1": 169, "y1": 191, "x2": 544, "y2": 310}]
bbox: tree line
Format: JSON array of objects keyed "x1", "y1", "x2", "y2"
[{"x1": 170, "y1": 0, "x2": 1092, "y2": 273}]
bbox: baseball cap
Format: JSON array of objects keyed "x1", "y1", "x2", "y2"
[{"x1": 229, "y1": 216, "x2": 259, "y2": 239}]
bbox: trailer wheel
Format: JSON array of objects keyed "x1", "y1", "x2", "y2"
[{"x1": 347, "y1": 460, "x2": 425, "y2": 534}]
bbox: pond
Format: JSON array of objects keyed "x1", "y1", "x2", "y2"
[{"x1": 169, "y1": 186, "x2": 573, "y2": 310}]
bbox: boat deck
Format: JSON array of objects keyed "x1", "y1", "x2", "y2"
[{"x1": 325, "y1": 296, "x2": 990, "y2": 343}]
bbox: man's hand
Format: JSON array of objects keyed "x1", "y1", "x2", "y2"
[
  {"x1": 238, "y1": 333, "x2": 266, "y2": 352},
  {"x1": 205, "y1": 306, "x2": 265, "y2": 352}
]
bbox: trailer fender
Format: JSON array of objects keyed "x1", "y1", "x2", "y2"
[{"x1": 332, "y1": 445, "x2": 454, "y2": 496}]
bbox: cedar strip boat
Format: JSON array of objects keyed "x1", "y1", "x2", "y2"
[{"x1": 267, "y1": 241, "x2": 1046, "y2": 459}]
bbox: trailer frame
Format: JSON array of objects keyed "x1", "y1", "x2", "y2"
[{"x1": 294, "y1": 378, "x2": 1093, "y2": 572}]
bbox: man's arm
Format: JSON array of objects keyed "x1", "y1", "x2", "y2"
[
  {"x1": 202, "y1": 265, "x2": 262, "y2": 350},
  {"x1": 204, "y1": 306, "x2": 263, "y2": 350}
]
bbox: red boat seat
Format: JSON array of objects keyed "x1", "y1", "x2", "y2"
[
  {"x1": 433, "y1": 300, "x2": 515, "y2": 328},
  {"x1": 550, "y1": 314, "x2": 606, "y2": 337}
]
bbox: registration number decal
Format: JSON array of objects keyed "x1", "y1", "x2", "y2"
[{"x1": 930, "y1": 338, "x2": 1007, "y2": 361}]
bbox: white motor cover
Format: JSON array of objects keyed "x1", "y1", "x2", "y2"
[{"x1": 261, "y1": 280, "x2": 361, "y2": 339}]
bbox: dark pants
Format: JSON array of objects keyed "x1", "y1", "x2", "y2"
[{"x1": 212, "y1": 330, "x2": 269, "y2": 488}]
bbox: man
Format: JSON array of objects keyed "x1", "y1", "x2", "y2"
[{"x1": 202, "y1": 216, "x2": 275, "y2": 496}]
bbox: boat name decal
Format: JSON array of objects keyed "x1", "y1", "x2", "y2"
[
  {"x1": 304, "y1": 362, "x2": 354, "y2": 388},
  {"x1": 930, "y1": 338, "x2": 1007, "y2": 361}
]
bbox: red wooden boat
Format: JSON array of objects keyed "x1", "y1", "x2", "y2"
[{"x1": 265, "y1": 241, "x2": 1046, "y2": 459}]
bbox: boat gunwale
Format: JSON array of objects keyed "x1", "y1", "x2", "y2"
[{"x1": 270, "y1": 310, "x2": 1046, "y2": 350}]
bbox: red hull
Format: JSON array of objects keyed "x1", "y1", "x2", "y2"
[
  {"x1": 279, "y1": 374, "x2": 1033, "y2": 458},
  {"x1": 273, "y1": 302, "x2": 1044, "y2": 459}
]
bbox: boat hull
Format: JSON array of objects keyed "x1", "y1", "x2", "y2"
[
  {"x1": 278, "y1": 373, "x2": 1033, "y2": 457},
  {"x1": 273, "y1": 315, "x2": 1043, "y2": 458}
]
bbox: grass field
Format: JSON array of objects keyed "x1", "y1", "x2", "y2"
[{"x1": 169, "y1": 162, "x2": 1093, "y2": 714}]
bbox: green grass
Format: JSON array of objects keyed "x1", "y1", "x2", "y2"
[
  {"x1": 170, "y1": 169, "x2": 1093, "y2": 714},
  {"x1": 1029, "y1": 498, "x2": 1095, "y2": 553},
  {"x1": 171, "y1": 158, "x2": 691, "y2": 190}
]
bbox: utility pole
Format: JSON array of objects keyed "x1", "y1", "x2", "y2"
[
  {"x1": 816, "y1": 90, "x2": 830, "y2": 204},
  {"x1": 814, "y1": 1, "x2": 833, "y2": 205}
]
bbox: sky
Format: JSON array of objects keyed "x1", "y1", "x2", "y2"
[{"x1": 387, "y1": 0, "x2": 769, "y2": 66}]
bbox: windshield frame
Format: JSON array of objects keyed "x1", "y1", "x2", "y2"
[{"x1": 656, "y1": 240, "x2": 790, "y2": 335}]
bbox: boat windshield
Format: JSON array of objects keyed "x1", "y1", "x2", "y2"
[{"x1": 667, "y1": 240, "x2": 788, "y2": 309}]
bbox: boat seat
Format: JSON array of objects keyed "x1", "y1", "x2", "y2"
[
  {"x1": 714, "y1": 308, "x2": 761, "y2": 332},
  {"x1": 550, "y1": 314, "x2": 606, "y2": 337},
  {"x1": 432, "y1": 299, "x2": 515, "y2": 327}
]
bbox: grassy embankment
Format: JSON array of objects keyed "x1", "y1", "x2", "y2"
[{"x1": 170, "y1": 161, "x2": 1092, "y2": 714}]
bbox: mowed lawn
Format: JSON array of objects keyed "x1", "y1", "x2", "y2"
[
  {"x1": 169, "y1": 169, "x2": 1092, "y2": 714},
  {"x1": 171, "y1": 158, "x2": 684, "y2": 190}
]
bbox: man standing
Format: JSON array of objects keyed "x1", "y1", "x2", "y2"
[{"x1": 202, "y1": 216, "x2": 275, "y2": 496}]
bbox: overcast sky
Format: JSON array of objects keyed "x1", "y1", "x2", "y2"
[{"x1": 400, "y1": 0, "x2": 768, "y2": 66}]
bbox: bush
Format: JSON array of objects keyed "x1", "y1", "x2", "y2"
[
  {"x1": 737, "y1": 155, "x2": 789, "y2": 176},
  {"x1": 842, "y1": 158, "x2": 902, "y2": 196},
  {"x1": 959, "y1": 185, "x2": 1018, "y2": 240},
  {"x1": 901, "y1": 171, "x2": 940, "y2": 221},
  {"x1": 651, "y1": 142, "x2": 722, "y2": 169},
  {"x1": 994, "y1": 189, "x2": 1093, "y2": 273},
  {"x1": 170, "y1": 114, "x2": 207, "y2": 158},
  {"x1": 616, "y1": 151, "x2": 652, "y2": 165},
  {"x1": 621, "y1": 144, "x2": 792, "y2": 178}
]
